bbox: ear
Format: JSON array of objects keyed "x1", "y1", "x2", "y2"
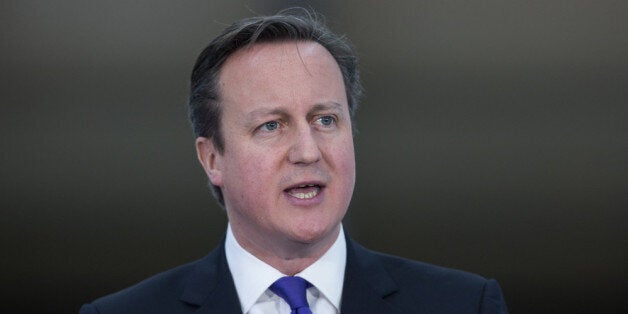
[{"x1": 195, "y1": 137, "x2": 223, "y2": 187}]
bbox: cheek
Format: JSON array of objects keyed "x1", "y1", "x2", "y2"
[
  {"x1": 329, "y1": 138, "x2": 356, "y2": 185},
  {"x1": 223, "y1": 152, "x2": 277, "y2": 199},
  {"x1": 331, "y1": 145, "x2": 355, "y2": 217}
]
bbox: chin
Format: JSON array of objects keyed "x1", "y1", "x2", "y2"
[{"x1": 289, "y1": 221, "x2": 339, "y2": 245}]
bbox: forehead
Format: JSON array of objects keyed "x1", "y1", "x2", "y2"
[
  {"x1": 217, "y1": 40, "x2": 346, "y2": 105},
  {"x1": 221, "y1": 40, "x2": 337, "y2": 74}
]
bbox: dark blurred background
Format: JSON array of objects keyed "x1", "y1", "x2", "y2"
[{"x1": 1, "y1": 0, "x2": 626, "y2": 313}]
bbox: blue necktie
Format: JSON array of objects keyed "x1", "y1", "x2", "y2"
[{"x1": 269, "y1": 276, "x2": 313, "y2": 314}]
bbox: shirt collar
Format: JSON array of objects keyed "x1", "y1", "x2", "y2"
[
  {"x1": 296, "y1": 226, "x2": 346, "y2": 311},
  {"x1": 225, "y1": 224, "x2": 346, "y2": 313}
]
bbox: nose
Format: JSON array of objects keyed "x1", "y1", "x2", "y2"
[{"x1": 287, "y1": 126, "x2": 321, "y2": 165}]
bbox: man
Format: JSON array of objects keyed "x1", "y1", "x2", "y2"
[{"x1": 80, "y1": 10, "x2": 508, "y2": 314}]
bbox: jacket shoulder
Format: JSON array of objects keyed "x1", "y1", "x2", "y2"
[
  {"x1": 349, "y1": 241, "x2": 508, "y2": 313},
  {"x1": 80, "y1": 259, "x2": 200, "y2": 314},
  {"x1": 374, "y1": 250, "x2": 488, "y2": 289}
]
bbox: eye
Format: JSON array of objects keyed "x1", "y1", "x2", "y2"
[
  {"x1": 259, "y1": 121, "x2": 280, "y2": 132},
  {"x1": 315, "y1": 115, "x2": 336, "y2": 127}
]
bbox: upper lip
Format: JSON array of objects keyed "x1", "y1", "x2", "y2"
[{"x1": 283, "y1": 181, "x2": 326, "y2": 191}]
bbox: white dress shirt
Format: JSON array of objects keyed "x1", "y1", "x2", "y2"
[{"x1": 225, "y1": 224, "x2": 347, "y2": 314}]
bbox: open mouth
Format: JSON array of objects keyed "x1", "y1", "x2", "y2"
[{"x1": 285, "y1": 183, "x2": 323, "y2": 200}]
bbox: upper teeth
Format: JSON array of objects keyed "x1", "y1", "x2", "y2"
[
  {"x1": 292, "y1": 189, "x2": 318, "y2": 199},
  {"x1": 298, "y1": 184, "x2": 315, "y2": 188}
]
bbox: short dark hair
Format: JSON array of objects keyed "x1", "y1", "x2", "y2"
[{"x1": 188, "y1": 8, "x2": 362, "y2": 206}]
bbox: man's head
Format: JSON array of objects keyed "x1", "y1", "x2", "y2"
[
  {"x1": 191, "y1": 10, "x2": 361, "y2": 255},
  {"x1": 188, "y1": 9, "x2": 362, "y2": 206}
]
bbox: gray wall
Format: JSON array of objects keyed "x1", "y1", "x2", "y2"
[{"x1": 1, "y1": 1, "x2": 626, "y2": 313}]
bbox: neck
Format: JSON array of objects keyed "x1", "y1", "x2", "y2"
[{"x1": 230, "y1": 224, "x2": 341, "y2": 275}]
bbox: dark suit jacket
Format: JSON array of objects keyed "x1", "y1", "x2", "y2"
[{"x1": 80, "y1": 236, "x2": 508, "y2": 313}]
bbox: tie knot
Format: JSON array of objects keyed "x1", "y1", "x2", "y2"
[{"x1": 269, "y1": 276, "x2": 313, "y2": 314}]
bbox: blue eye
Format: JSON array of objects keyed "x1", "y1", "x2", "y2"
[
  {"x1": 261, "y1": 121, "x2": 279, "y2": 131},
  {"x1": 317, "y1": 116, "x2": 335, "y2": 126}
]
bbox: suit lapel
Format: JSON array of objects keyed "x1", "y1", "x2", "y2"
[
  {"x1": 179, "y1": 239, "x2": 242, "y2": 314},
  {"x1": 340, "y1": 237, "x2": 404, "y2": 314},
  {"x1": 177, "y1": 234, "x2": 405, "y2": 314}
]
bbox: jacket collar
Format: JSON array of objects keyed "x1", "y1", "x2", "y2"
[
  {"x1": 179, "y1": 238, "x2": 242, "y2": 313},
  {"x1": 341, "y1": 237, "x2": 404, "y2": 314},
  {"x1": 177, "y1": 233, "x2": 403, "y2": 314}
]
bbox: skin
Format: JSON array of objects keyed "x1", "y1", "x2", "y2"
[{"x1": 196, "y1": 41, "x2": 355, "y2": 275}]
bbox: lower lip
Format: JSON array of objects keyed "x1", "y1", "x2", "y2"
[{"x1": 284, "y1": 187, "x2": 325, "y2": 207}]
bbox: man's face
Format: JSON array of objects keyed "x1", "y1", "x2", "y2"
[{"x1": 197, "y1": 41, "x2": 355, "y2": 251}]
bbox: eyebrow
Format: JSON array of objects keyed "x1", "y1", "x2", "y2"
[
  {"x1": 310, "y1": 102, "x2": 344, "y2": 113},
  {"x1": 243, "y1": 102, "x2": 346, "y2": 126},
  {"x1": 307, "y1": 102, "x2": 345, "y2": 120},
  {"x1": 244, "y1": 107, "x2": 288, "y2": 126}
]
